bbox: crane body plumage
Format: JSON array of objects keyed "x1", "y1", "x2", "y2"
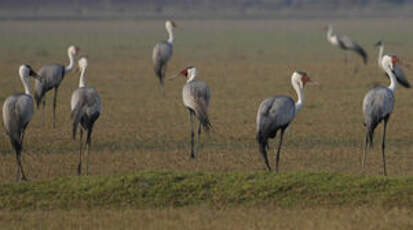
[
  {"x1": 2, "y1": 65, "x2": 39, "y2": 181},
  {"x1": 71, "y1": 57, "x2": 101, "y2": 176},
  {"x1": 171, "y1": 66, "x2": 211, "y2": 159},
  {"x1": 152, "y1": 20, "x2": 176, "y2": 95},
  {"x1": 326, "y1": 25, "x2": 368, "y2": 64},
  {"x1": 256, "y1": 71, "x2": 310, "y2": 172},
  {"x1": 34, "y1": 45, "x2": 79, "y2": 128},
  {"x1": 362, "y1": 54, "x2": 410, "y2": 176}
]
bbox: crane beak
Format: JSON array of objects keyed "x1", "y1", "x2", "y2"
[
  {"x1": 167, "y1": 73, "x2": 182, "y2": 81},
  {"x1": 30, "y1": 70, "x2": 40, "y2": 79}
]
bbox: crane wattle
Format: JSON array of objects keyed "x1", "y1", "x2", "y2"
[
  {"x1": 301, "y1": 74, "x2": 311, "y2": 86},
  {"x1": 391, "y1": 56, "x2": 399, "y2": 65},
  {"x1": 181, "y1": 69, "x2": 188, "y2": 77}
]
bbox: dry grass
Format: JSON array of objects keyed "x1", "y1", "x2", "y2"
[{"x1": 1, "y1": 206, "x2": 412, "y2": 230}]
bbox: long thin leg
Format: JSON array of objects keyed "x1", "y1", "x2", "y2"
[
  {"x1": 274, "y1": 129, "x2": 285, "y2": 173},
  {"x1": 52, "y1": 87, "x2": 58, "y2": 128},
  {"x1": 382, "y1": 119, "x2": 388, "y2": 176},
  {"x1": 344, "y1": 53, "x2": 348, "y2": 65},
  {"x1": 160, "y1": 65, "x2": 166, "y2": 96},
  {"x1": 196, "y1": 120, "x2": 202, "y2": 157},
  {"x1": 16, "y1": 150, "x2": 27, "y2": 182},
  {"x1": 78, "y1": 129, "x2": 83, "y2": 176},
  {"x1": 42, "y1": 99, "x2": 46, "y2": 127},
  {"x1": 189, "y1": 111, "x2": 195, "y2": 159},
  {"x1": 262, "y1": 147, "x2": 271, "y2": 171},
  {"x1": 362, "y1": 131, "x2": 369, "y2": 173},
  {"x1": 85, "y1": 128, "x2": 93, "y2": 176}
]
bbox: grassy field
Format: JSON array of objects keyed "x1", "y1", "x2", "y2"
[{"x1": 0, "y1": 18, "x2": 412, "y2": 228}]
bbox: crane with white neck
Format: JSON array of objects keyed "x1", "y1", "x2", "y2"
[
  {"x1": 71, "y1": 57, "x2": 102, "y2": 176},
  {"x1": 362, "y1": 55, "x2": 410, "y2": 176},
  {"x1": 2, "y1": 65, "x2": 40, "y2": 182},
  {"x1": 169, "y1": 66, "x2": 211, "y2": 159},
  {"x1": 152, "y1": 20, "x2": 177, "y2": 95},
  {"x1": 325, "y1": 25, "x2": 368, "y2": 65},
  {"x1": 375, "y1": 40, "x2": 409, "y2": 87},
  {"x1": 34, "y1": 45, "x2": 80, "y2": 128},
  {"x1": 256, "y1": 71, "x2": 311, "y2": 172}
]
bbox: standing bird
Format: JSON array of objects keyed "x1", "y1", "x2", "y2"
[
  {"x1": 362, "y1": 55, "x2": 410, "y2": 176},
  {"x1": 2, "y1": 65, "x2": 40, "y2": 182},
  {"x1": 256, "y1": 71, "x2": 311, "y2": 172},
  {"x1": 152, "y1": 20, "x2": 177, "y2": 95},
  {"x1": 375, "y1": 40, "x2": 408, "y2": 84},
  {"x1": 325, "y1": 25, "x2": 368, "y2": 65},
  {"x1": 169, "y1": 66, "x2": 211, "y2": 159},
  {"x1": 34, "y1": 45, "x2": 80, "y2": 128},
  {"x1": 71, "y1": 57, "x2": 102, "y2": 176}
]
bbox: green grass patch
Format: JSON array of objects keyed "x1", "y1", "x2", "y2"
[{"x1": 0, "y1": 171, "x2": 412, "y2": 210}]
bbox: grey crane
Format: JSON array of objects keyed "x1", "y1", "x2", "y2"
[
  {"x1": 169, "y1": 66, "x2": 211, "y2": 159},
  {"x1": 71, "y1": 57, "x2": 102, "y2": 176},
  {"x1": 2, "y1": 65, "x2": 40, "y2": 181},
  {"x1": 256, "y1": 71, "x2": 311, "y2": 172},
  {"x1": 34, "y1": 45, "x2": 80, "y2": 128},
  {"x1": 325, "y1": 25, "x2": 368, "y2": 65},
  {"x1": 152, "y1": 20, "x2": 177, "y2": 95},
  {"x1": 362, "y1": 55, "x2": 410, "y2": 176}
]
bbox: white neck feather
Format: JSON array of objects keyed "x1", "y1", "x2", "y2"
[
  {"x1": 378, "y1": 45, "x2": 384, "y2": 66},
  {"x1": 187, "y1": 73, "x2": 196, "y2": 83},
  {"x1": 167, "y1": 26, "x2": 174, "y2": 44},
  {"x1": 65, "y1": 51, "x2": 75, "y2": 73},
  {"x1": 327, "y1": 27, "x2": 335, "y2": 43},
  {"x1": 385, "y1": 67, "x2": 397, "y2": 92},
  {"x1": 292, "y1": 79, "x2": 304, "y2": 113},
  {"x1": 21, "y1": 77, "x2": 31, "y2": 95},
  {"x1": 79, "y1": 68, "x2": 87, "y2": 88}
]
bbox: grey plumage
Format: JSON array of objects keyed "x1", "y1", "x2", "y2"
[
  {"x1": 176, "y1": 67, "x2": 211, "y2": 159},
  {"x1": 2, "y1": 65, "x2": 39, "y2": 182},
  {"x1": 362, "y1": 61, "x2": 410, "y2": 176},
  {"x1": 256, "y1": 96, "x2": 295, "y2": 171},
  {"x1": 152, "y1": 41, "x2": 173, "y2": 89},
  {"x1": 34, "y1": 45, "x2": 79, "y2": 128},
  {"x1": 71, "y1": 57, "x2": 101, "y2": 176},
  {"x1": 183, "y1": 80, "x2": 211, "y2": 132},
  {"x1": 337, "y1": 35, "x2": 368, "y2": 64}
]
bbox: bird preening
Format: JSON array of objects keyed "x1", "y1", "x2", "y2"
[
  {"x1": 169, "y1": 66, "x2": 211, "y2": 159},
  {"x1": 362, "y1": 45, "x2": 410, "y2": 176},
  {"x1": 256, "y1": 71, "x2": 312, "y2": 172},
  {"x1": 34, "y1": 45, "x2": 80, "y2": 128},
  {"x1": 152, "y1": 20, "x2": 177, "y2": 96},
  {"x1": 71, "y1": 57, "x2": 102, "y2": 176},
  {"x1": 2, "y1": 65, "x2": 40, "y2": 182},
  {"x1": 325, "y1": 25, "x2": 368, "y2": 66}
]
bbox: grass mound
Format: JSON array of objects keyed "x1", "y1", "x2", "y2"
[{"x1": 1, "y1": 171, "x2": 412, "y2": 210}]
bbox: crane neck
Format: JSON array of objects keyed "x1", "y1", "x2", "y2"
[
  {"x1": 65, "y1": 51, "x2": 75, "y2": 74},
  {"x1": 385, "y1": 67, "x2": 397, "y2": 92},
  {"x1": 326, "y1": 27, "x2": 335, "y2": 43},
  {"x1": 79, "y1": 68, "x2": 87, "y2": 88},
  {"x1": 187, "y1": 74, "x2": 196, "y2": 83},
  {"x1": 21, "y1": 76, "x2": 31, "y2": 95},
  {"x1": 292, "y1": 80, "x2": 304, "y2": 113},
  {"x1": 378, "y1": 44, "x2": 384, "y2": 66},
  {"x1": 167, "y1": 26, "x2": 174, "y2": 44}
]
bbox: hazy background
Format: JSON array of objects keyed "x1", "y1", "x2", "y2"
[{"x1": 1, "y1": 0, "x2": 413, "y2": 20}]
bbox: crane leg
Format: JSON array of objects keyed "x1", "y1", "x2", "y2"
[
  {"x1": 362, "y1": 131, "x2": 370, "y2": 173},
  {"x1": 274, "y1": 129, "x2": 285, "y2": 173},
  {"x1": 85, "y1": 128, "x2": 93, "y2": 176},
  {"x1": 189, "y1": 111, "x2": 196, "y2": 159},
  {"x1": 78, "y1": 129, "x2": 83, "y2": 176},
  {"x1": 15, "y1": 149, "x2": 27, "y2": 182},
  {"x1": 382, "y1": 118, "x2": 389, "y2": 176},
  {"x1": 160, "y1": 65, "x2": 166, "y2": 96},
  {"x1": 52, "y1": 88, "x2": 58, "y2": 128},
  {"x1": 196, "y1": 120, "x2": 202, "y2": 157}
]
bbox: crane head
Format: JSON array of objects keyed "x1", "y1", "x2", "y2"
[
  {"x1": 374, "y1": 40, "x2": 383, "y2": 47},
  {"x1": 298, "y1": 71, "x2": 311, "y2": 86}
]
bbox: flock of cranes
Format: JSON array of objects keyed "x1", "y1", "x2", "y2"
[{"x1": 1, "y1": 20, "x2": 410, "y2": 182}]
